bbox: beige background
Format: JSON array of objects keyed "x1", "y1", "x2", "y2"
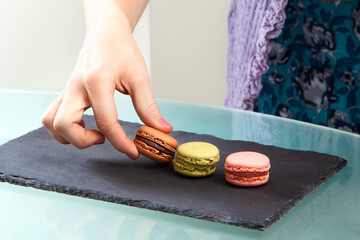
[
  {"x1": 0, "y1": 0, "x2": 230, "y2": 106},
  {"x1": 0, "y1": 0, "x2": 86, "y2": 90},
  {"x1": 150, "y1": 0, "x2": 230, "y2": 106}
]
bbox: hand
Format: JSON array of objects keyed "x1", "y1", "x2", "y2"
[{"x1": 41, "y1": 1, "x2": 172, "y2": 159}]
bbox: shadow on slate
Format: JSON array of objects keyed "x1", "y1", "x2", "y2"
[{"x1": 0, "y1": 115, "x2": 347, "y2": 231}]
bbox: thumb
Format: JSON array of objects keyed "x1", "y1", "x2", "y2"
[{"x1": 128, "y1": 77, "x2": 173, "y2": 133}]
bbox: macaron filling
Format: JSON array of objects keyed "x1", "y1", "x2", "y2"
[
  {"x1": 173, "y1": 160, "x2": 217, "y2": 177},
  {"x1": 176, "y1": 154, "x2": 220, "y2": 165},
  {"x1": 225, "y1": 172, "x2": 269, "y2": 182},
  {"x1": 135, "y1": 135, "x2": 175, "y2": 157},
  {"x1": 225, "y1": 170, "x2": 268, "y2": 178},
  {"x1": 136, "y1": 130, "x2": 177, "y2": 152},
  {"x1": 175, "y1": 157, "x2": 216, "y2": 171}
]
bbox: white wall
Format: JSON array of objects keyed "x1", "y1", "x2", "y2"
[
  {"x1": 150, "y1": 0, "x2": 230, "y2": 106},
  {"x1": 0, "y1": 0, "x2": 229, "y2": 106},
  {"x1": 0, "y1": 0, "x2": 151, "y2": 91}
]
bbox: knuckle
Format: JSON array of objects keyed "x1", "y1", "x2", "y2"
[
  {"x1": 84, "y1": 70, "x2": 111, "y2": 90},
  {"x1": 148, "y1": 102, "x2": 160, "y2": 114},
  {"x1": 53, "y1": 116, "x2": 67, "y2": 132},
  {"x1": 96, "y1": 118, "x2": 117, "y2": 134},
  {"x1": 41, "y1": 114, "x2": 52, "y2": 128},
  {"x1": 142, "y1": 101, "x2": 159, "y2": 115},
  {"x1": 131, "y1": 71, "x2": 150, "y2": 84}
]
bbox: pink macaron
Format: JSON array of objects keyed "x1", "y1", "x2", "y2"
[{"x1": 224, "y1": 151, "x2": 271, "y2": 187}]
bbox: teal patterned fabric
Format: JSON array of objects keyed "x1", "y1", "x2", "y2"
[{"x1": 255, "y1": 0, "x2": 360, "y2": 134}]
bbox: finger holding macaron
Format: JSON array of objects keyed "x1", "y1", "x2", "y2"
[{"x1": 134, "y1": 126, "x2": 178, "y2": 164}]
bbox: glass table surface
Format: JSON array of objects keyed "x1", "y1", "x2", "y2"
[{"x1": 0, "y1": 89, "x2": 359, "y2": 240}]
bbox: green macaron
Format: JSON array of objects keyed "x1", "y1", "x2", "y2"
[{"x1": 173, "y1": 142, "x2": 220, "y2": 177}]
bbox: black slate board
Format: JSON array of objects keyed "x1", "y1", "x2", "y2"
[{"x1": 0, "y1": 115, "x2": 347, "y2": 230}]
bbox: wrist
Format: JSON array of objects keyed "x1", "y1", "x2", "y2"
[
  {"x1": 84, "y1": 0, "x2": 149, "y2": 33},
  {"x1": 84, "y1": 0, "x2": 132, "y2": 36}
]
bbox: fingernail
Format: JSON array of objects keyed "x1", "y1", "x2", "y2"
[
  {"x1": 127, "y1": 153, "x2": 138, "y2": 160},
  {"x1": 158, "y1": 118, "x2": 172, "y2": 128},
  {"x1": 94, "y1": 138, "x2": 105, "y2": 145}
]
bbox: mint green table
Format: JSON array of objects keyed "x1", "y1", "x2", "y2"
[{"x1": 0, "y1": 90, "x2": 359, "y2": 239}]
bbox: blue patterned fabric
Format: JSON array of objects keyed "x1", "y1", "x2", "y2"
[{"x1": 255, "y1": 0, "x2": 360, "y2": 134}]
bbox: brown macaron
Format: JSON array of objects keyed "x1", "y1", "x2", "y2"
[{"x1": 134, "y1": 126, "x2": 178, "y2": 164}]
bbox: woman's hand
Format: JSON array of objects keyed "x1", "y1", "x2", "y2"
[{"x1": 41, "y1": 0, "x2": 172, "y2": 160}]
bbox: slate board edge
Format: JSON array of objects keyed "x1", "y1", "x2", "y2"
[
  {"x1": 0, "y1": 156, "x2": 347, "y2": 231},
  {"x1": 261, "y1": 156, "x2": 347, "y2": 230},
  {"x1": 0, "y1": 170, "x2": 264, "y2": 230}
]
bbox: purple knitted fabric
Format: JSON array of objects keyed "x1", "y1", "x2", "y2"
[{"x1": 225, "y1": 0, "x2": 288, "y2": 110}]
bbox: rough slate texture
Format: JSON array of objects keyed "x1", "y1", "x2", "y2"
[{"x1": 0, "y1": 115, "x2": 347, "y2": 230}]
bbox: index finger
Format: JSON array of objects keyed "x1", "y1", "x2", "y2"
[{"x1": 86, "y1": 80, "x2": 139, "y2": 159}]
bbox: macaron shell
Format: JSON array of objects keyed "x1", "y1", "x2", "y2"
[
  {"x1": 225, "y1": 151, "x2": 270, "y2": 172},
  {"x1": 135, "y1": 140, "x2": 173, "y2": 164},
  {"x1": 177, "y1": 142, "x2": 219, "y2": 160},
  {"x1": 225, "y1": 172, "x2": 269, "y2": 187},
  {"x1": 176, "y1": 142, "x2": 220, "y2": 165},
  {"x1": 173, "y1": 160, "x2": 216, "y2": 177},
  {"x1": 137, "y1": 126, "x2": 178, "y2": 151}
]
